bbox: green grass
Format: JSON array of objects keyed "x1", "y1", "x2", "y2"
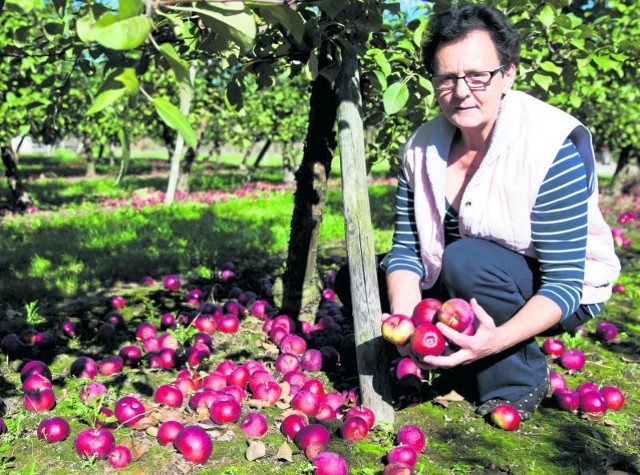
[{"x1": 0, "y1": 153, "x2": 638, "y2": 475}]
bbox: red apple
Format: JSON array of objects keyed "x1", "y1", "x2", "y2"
[
  {"x1": 291, "y1": 390, "x2": 320, "y2": 417},
  {"x1": 107, "y1": 445, "x2": 132, "y2": 469},
  {"x1": 239, "y1": 412, "x2": 268, "y2": 439},
  {"x1": 37, "y1": 416, "x2": 70, "y2": 443},
  {"x1": 542, "y1": 338, "x2": 565, "y2": 358},
  {"x1": 411, "y1": 323, "x2": 446, "y2": 357},
  {"x1": 114, "y1": 395, "x2": 145, "y2": 427},
  {"x1": 490, "y1": 404, "x2": 521, "y2": 431},
  {"x1": 154, "y1": 384, "x2": 184, "y2": 408},
  {"x1": 340, "y1": 416, "x2": 369, "y2": 441},
  {"x1": 395, "y1": 424, "x2": 426, "y2": 452},
  {"x1": 210, "y1": 398, "x2": 242, "y2": 424},
  {"x1": 559, "y1": 349, "x2": 586, "y2": 371},
  {"x1": 98, "y1": 355, "x2": 124, "y2": 376},
  {"x1": 345, "y1": 405, "x2": 375, "y2": 430},
  {"x1": 313, "y1": 451, "x2": 348, "y2": 475},
  {"x1": 70, "y1": 356, "x2": 98, "y2": 379},
  {"x1": 74, "y1": 428, "x2": 115, "y2": 460},
  {"x1": 24, "y1": 388, "x2": 56, "y2": 412},
  {"x1": 554, "y1": 388, "x2": 580, "y2": 412},
  {"x1": 294, "y1": 423, "x2": 330, "y2": 450},
  {"x1": 595, "y1": 322, "x2": 618, "y2": 342},
  {"x1": 252, "y1": 381, "x2": 282, "y2": 406},
  {"x1": 580, "y1": 390, "x2": 607, "y2": 416},
  {"x1": 599, "y1": 386, "x2": 624, "y2": 411},
  {"x1": 157, "y1": 420, "x2": 184, "y2": 446},
  {"x1": 411, "y1": 298, "x2": 442, "y2": 325},
  {"x1": 387, "y1": 445, "x2": 418, "y2": 468},
  {"x1": 173, "y1": 425, "x2": 213, "y2": 464},
  {"x1": 437, "y1": 298, "x2": 474, "y2": 332}
]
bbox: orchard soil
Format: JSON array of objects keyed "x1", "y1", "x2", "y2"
[{"x1": 0, "y1": 157, "x2": 639, "y2": 475}]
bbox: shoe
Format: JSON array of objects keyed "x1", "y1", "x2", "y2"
[{"x1": 475, "y1": 371, "x2": 549, "y2": 421}]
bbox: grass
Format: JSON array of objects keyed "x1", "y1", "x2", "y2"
[{"x1": 0, "y1": 153, "x2": 638, "y2": 474}]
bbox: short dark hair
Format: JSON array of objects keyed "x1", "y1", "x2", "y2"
[{"x1": 421, "y1": 4, "x2": 521, "y2": 76}]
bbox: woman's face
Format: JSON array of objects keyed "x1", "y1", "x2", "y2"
[{"x1": 433, "y1": 29, "x2": 515, "y2": 139}]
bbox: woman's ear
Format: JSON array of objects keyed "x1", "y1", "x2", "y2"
[{"x1": 501, "y1": 63, "x2": 517, "y2": 94}]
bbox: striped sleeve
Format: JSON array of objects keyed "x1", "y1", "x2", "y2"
[
  {"x1": 380, "y1": 170, "x2": 425, "y2": 278},
  {"x1": 531, "y1": 138, "x2": 589, "y2": 319}
]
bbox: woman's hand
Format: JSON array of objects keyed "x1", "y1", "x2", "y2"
[{"x1": 420, "y1": 298, "x2": 502, "y2": 369}]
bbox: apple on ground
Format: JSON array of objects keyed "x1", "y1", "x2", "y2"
[{"x1": 490, "y1": 404, "x2": 521, "y2": 431}]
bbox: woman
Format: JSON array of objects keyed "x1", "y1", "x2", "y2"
[{"x1": 379, "y1": 4, "x2": 620, "y2": 420}]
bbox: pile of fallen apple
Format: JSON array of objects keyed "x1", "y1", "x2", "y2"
[
  {"x1": 0, "y1": 271, "x2": 430, "y2": 474},
  {"x1": 382, "y1": 297, "x2": 626, "y2": 431}
]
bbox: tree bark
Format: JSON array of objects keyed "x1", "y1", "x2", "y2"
[
  {"x1": 83, "y1": 137, "x2": 96, "y2": 178},
  {"x1": 251, "y1": 139, "x2": 272, "y2": 171},
  {"x1": 607, "y1": 146, "x2": 640, "y2": 196},
  {"x1": 278, "y1": 42, "x2": 337, "y2": 322},
  {"x1": 1, "y1": 145, "x2": 31, "y2": 212},
  {"x1": 335, "y1": 45, "x2": 394, "y2": 426},
  {"x1": 178, "y1": 146, "x2": 197, "y2": 193}
]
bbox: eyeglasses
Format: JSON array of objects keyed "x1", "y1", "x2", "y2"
[{"x1": 430, "y1": 65, "x2": 506, "y2": 92}]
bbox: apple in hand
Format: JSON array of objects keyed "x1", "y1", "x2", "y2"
[
  {"x1": 411, "y1": 298, "x2": 442, "y2": 325},
  {"x1": 437, "y1": 298, "x2": 475, "y2": 332},
  {"x1": 381, "y1": 314, "x2": 415, "y2": 346},
  {"x1": 410, "y1": 323, "x2": 446, "y2": 357}
]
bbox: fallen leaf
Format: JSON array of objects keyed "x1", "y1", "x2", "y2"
[
  {"x1": 119, "y1": 436, "x2": 151, "y2": 461},
  {"x1": 131, "y1": 416, "x2": 157, "y2": 430},
  {"x1": 245, "y1": 440, "x2": 266, "y2": 461},
  {"x1": 275, "y1": 441, "x2": 294, "y2": 462},
  {"x1": 247, "y1": 398, "x2": 276, "y2": 409}
]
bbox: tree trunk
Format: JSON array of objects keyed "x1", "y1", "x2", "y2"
[
  {"x1": 277, "y1": 43, "x2": 337, "y2": 322},
  {"x1": 162, "y1": 125, "x2": 176, "y2": 163},
  {"x1": 165, "y1": 66, "x2": 195, "y2": 204},
  {"x1": 83, "y1": 138, "x2": 96, "y2": 178},
  {"x1": 607, "y1": 146, "x2": 640, "y2": 196},
  {"x1": 115, "y1": 128, "x2": 131, "y2": 185},
  {"x1": 178, "y1": 146, "x2": 197, "y2": 193},
  {"x1": 239, "y1": 141, "x2": 256, "y2": 171},
  {"x1": 251, "y1": 139, "x2": 272, "y2": 171},
  {"x1": 1, "y1": 145, "x2": 31, "y2": 212},
  {"x1": 335, "y1": 45, "x2": 395, "y2": 426},
  {"x1": 282, "y1": 141, "x2": 295, "y2": 184}
]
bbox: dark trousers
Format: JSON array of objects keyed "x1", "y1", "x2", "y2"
[{"x1": 335, "y1": 238, "x2": 597, "y2": 403}]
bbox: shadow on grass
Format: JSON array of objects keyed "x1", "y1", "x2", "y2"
[{"x1": 0, "y1": 208, "x2": 284, "y2": 321}]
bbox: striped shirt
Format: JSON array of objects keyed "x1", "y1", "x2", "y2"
[{"x1": 385, "y1": 138, "x2": 603, "y2": 320}]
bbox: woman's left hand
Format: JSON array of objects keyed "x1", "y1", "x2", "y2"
[{"x1": 421, "y1": 298, "x2": 503, "y2": 369}]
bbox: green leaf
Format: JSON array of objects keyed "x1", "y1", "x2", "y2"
[
  {"x1": 94, "y1": 15, "x2": 152, "y2": 50},
  {"x1": 158, "y1": 43, "x2": 191, "y2": 86},
  {"x1": 383, "y1": 82, "x2": 409, "y2": 115},
  {"x1": 532, "y1": 73, "x2": 552, "y2": 91},
  {"x1": 413, "y1": 18, "x2": 427, "y2": 47},
  {"x1": 537, "y1": 5, "x2": 555, "y2": 29},
  {"x1": 76, "y1": 12, "x2": 152, "y2": 50},
  {"x1": 538, "y1": 61, "x2": 563, "y2": 76},
  {"x1": 5, "y1": 0, "x2": 38, "y2": 12},
  {"x1": 259, "y1": 5, "x2": 305, "y2": 46},
  {"x1": 193, "y1": 2, "x2": 256, "y2": 53},
  {"x1": 150, "y1": 97, "x2": 197, "y2": 147},
  {"x1": 118, "y1": 0, "x2": 144, "y2": 19},
  {"x1": 87, "y1": 68, "x2": 138, "y2": 115},
  {"x1": 592, "y1": 55, "x2": 619, "y2": 72},
  {"x1": 372, "y1": 70, "x2": 387, "y2": 90},
  {"x1": 373, "y1": 52, "x2": 391, "y2": 76}
]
